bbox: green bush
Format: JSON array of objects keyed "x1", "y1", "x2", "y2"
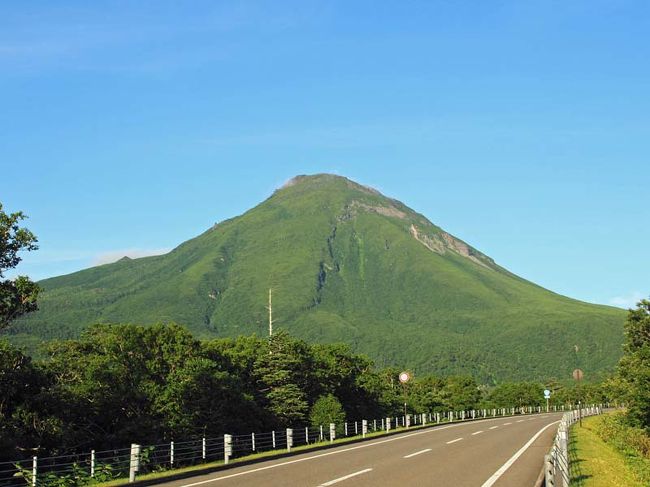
[{"x1": 309, "y1": 394, "x2": 346, "y2": 429}]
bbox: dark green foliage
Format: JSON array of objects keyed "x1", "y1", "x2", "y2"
[
  {"x1": 618, "y1": 299, "x2": 650, "y2": 429},
  {"x1": 254, "y1": 331, "x2": 311, "y2": 426},
  {"x1": 483, "y1": 382, "x2": 544, "y2": 408},
  {"x1": 0, "y1": 339, "x2": 53, "y2": 457},
  {"x1": 2, "y1": 322, "x2": 619, "y2": 463},
  {"x1": 8, "y1": 175, "x2": 624, "y2": 381},
  {"x1": 440, "y1": 376, "x2": 482, "y2": 411},
  {"x1": 0, "y1": 203, "x2": 40, "y2": 329}
]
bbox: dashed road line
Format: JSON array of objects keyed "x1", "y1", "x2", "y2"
[
  {"x1": 403, "y1": 449, "x2": 432, "y2": 459},
  {"x1": 447, "y1": 438, "x2": 463, "y2": 444},
  {"x1": 318, "y1": 468, "x2": 373, "y2": 486},
  {"x1": 472, "y1": 431, "x2": 484, "y2": 436}
]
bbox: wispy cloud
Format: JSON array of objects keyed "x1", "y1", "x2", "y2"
[
  {"x1": 608, "y1": 291, "x2": 647, "y2": 309},
  {"x1": 0, "y1": 2, "x2": 319, "y2": 74},
  {"x1": 93, "y1": 248, "x2": 170, "y2": 266}
]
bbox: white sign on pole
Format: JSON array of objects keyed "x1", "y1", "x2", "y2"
[{"x1": 544, "y1": 389, "x2": 551, "y2": 399}]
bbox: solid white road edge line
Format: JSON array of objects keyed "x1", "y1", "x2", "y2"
[
  {"x1": 318, "y1": 468, "x2": 373, "y2": 486},
  {"x1": 403, "y1": 449, "x2": 432, "y2": 459},
  {"x1": 480, "y1": 420, "x2": 560, "y2": 487},
  {"x1": 446, "y1": 438, "x2": 463, "y2": 444}
]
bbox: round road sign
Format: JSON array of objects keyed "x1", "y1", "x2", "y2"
[
  {"x1": 572, "y1": 369, "x2": 584, "y2": 381},
  {"x1": 399, "y1": 372, "x2": 411, "y2": 383},
  {"x1": 544, "y1": 389, "x2": 551, "y2": 399}
]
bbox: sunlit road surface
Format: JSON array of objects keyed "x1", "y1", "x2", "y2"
[{"x1": 152, "y1": 413, "x2": 561, "y2": 487}]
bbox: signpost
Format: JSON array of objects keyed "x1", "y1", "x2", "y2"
[
  {"x1": 573, "y1": 368, "x2": 584, "y2": 427},
  {"x1": 544, "y1": 389, "x2": 551, "y2": 412},
  {"x1": 399, "y1": 371, "x2": 411, "y2": 420}
]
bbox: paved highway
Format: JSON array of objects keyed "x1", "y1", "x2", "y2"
[{"x1": 153, "y1": 413, "x2": 561, "y2": 487}]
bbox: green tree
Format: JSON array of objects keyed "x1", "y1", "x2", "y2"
[
  {"x1": 408, "y1": 375, "x2": 446, "y2": 413},
  {"x1": 309, "y1": 394, "x2": 345, "y2": 428},
  {"x1": 441, "y1": 376, "x2": 481, "y2": 410},
  {"x1": 0, "y1": 339, "x2": 54, "y2": 460},
  {"x1": 254, "y1": 331, "x2": 311, "y2": 426},
  {"x1": 618, "y1": 298, "x2": 650, "y2": 429},
  {"x1": 483, "y1": 382, "x2": 543, "y2": 408},
  {"x1": 0, "y1": 203, "x2": 40, "y2": 329}
]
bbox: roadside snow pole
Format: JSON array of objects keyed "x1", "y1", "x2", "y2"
[
  {"x1": 330, "y1": 423, "x2": 336, "y2": 443},
  {"x1": 286, "y1": 429, "x2": 293, "y2": 452},
  {"x1": 362, "y1": 420, "x2": 368, "y2": 438},
  {"x1": 224, "y1": 435, "x2": 232, "y2": 464},
  {"x1": 129, "y1": 444, "x2": 140, "y2": 483}
]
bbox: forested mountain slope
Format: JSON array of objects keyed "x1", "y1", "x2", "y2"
[{"x1": 8, "y1": 174, "x2": 625, "y2": 382}]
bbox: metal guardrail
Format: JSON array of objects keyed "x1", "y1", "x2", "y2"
[
  {"x1": 544, "y1": 405, "x2": 602, "y2": 487},
  {"x1": 1, "y1": 403, "x2": 598, "y2": 487}
]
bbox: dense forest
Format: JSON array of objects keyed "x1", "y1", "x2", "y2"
[{"x1": 0, "y1": 323, "x2": 617, "y2": 462}]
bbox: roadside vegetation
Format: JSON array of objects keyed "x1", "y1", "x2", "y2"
[
  {"x1": 571, "y1": 415, "x2": 647, "y2": 487},
  {"x1": 570, "y1": 298, "x2": 650, "y2": 485}
]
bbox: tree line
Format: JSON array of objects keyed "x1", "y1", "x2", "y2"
[{"x1": 0, "y1": 323, "x2": 617, "y2": 462}]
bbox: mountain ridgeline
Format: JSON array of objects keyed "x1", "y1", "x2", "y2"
[{"x1": 9, "y1": 174, "x2": 625, "y2": 382}]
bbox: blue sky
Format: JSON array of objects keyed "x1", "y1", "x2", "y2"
[{"x1": 2, "y1": 0, "x2": 648, "y2": 308}]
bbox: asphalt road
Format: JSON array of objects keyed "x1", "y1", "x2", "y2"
[{"x1": 153, "y1": 413, "x2": 561, "y2": 487}]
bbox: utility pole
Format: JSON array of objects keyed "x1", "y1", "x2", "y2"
[{"x1": 267, "y1": 288, "x2": 274, "y2": 337}]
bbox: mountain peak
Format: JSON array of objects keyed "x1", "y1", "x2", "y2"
[{"x1": 279, "y1": 173, "x2": 380, "y2": 196}]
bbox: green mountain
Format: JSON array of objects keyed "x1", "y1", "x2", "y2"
[{"x1": 8, "y1": 174, "x2": 625, "y2": 382}]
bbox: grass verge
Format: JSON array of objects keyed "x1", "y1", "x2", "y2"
[{"x1": 570, "y1": 414, "x2": 650, "y2": 487}]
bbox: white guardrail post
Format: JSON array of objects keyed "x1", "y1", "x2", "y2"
[
  {"x1": 224, "y1": 434, "x2": 232, "y2": 465},
  {"x1": 129, "y1": 444, "x2": 140, "y2": 483},
  {"x1": 286, "y1": 428, "x2": 293, "y2": 452}
]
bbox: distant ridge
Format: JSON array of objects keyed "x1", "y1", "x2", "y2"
[{"x1": 8, "y1": 174, "x2": 625, "y2": 382}]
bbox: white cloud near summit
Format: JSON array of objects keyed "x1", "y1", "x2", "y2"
[{"x1": 608, "y1": 291, "x2": 647, "y2": 309}]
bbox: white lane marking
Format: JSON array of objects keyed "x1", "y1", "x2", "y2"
[
  {"x1": 503, "y1": 422, "x2": 512, "y2": 425},
  {"x1": 176, "y1": 420, "x2": 492, "y2": 487},
  {"x1": 480, "y1": 421, "x2": 560, "y2": 487},
  {"x1": 446, "y1": 438, "x2": 463, "y2": 444},
  {"x1": 489, "y1": 426, "x2": 499, "y2": 430},
  {"x1": 516, "y1": 420, "x2": 525, "y2": 423},
  {"x1": 403, "y1": 449, "x2": 432, "y2": 459},
  {"x1": 472, "y1": 431, "x2": 484, "y2": 436},
  {"x1": 318, "y1": 468, "x2": 373, "y2": 486}
]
